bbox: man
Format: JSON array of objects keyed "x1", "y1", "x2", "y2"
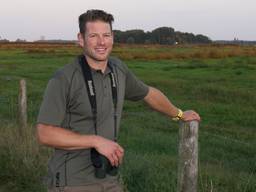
[{"x1": 37, "y1": 9, "x2": 200, "y2": 192}]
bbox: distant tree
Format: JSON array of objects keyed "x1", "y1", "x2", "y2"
[
  {"x1": 175, "y1": 31, "x2": 184, "y2": 44},
  {"x1": 125, "y1": 30, "x2": 145, "y2": 43},
  {"x1": 0, "y1": 36, "x2": 10, "y2": 43},
  {"x1": 113, "y1": 30, "x2": 124, "y2": 43},
  {"x1": 126, "y1": 36, "x2": 135, "y2": 44},
  {"x1": 16, "y1": 38, "x2": 26, "y2": 42},
  {"x1": 113, "y1": 27, "x2": 211, "y2": 44},
  {"x1": 151, "y1": 27, "x2": 175, "y2": 44},
  {"x1": 195, "y1": 34, "x2": 211, "y2": 43},
  {"x1": 145, "y1": 39, "x2": 151, "y2": 44}
]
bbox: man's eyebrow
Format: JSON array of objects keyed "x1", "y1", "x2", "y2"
[
  {"x1": 87, "y1": 32, "x2": 112, "y2": 35},
  {"x1": 88, "y1": 32, "x2": 97, "y2": 35}
]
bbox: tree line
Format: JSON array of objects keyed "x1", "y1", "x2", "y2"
[
  {"x1": 0, "y1": 27, "x2": 211, "y2": 44},
  {"x1": 114, "y1": 27, "x2": 211, "y2": 44}
]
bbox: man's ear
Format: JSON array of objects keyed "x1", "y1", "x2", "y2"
[{"x1": 77, "y1": 33, "x2": 84, "y2": 47}]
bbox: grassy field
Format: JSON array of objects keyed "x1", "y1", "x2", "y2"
[{"x1": 0, "y1": 43, "x2": 255, "y2": 192}]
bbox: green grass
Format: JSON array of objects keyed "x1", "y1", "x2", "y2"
[{"x1": 0, "y1": 43, "x2": 255, "y2": 192}]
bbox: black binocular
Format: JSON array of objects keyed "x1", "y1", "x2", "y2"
[{"x1": 90, "y1": 148, "x2": 118, "y2": 179}]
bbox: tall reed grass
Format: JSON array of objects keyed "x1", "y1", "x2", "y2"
[{"x1": 0, "y1": 124, "x2": 51, "y2": 192}]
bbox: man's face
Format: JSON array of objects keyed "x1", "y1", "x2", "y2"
[{"x1": 78, "y1": 20, "x2": 113, "y2": 63}]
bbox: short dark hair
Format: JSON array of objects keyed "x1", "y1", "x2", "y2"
[{"x1": 79, "y1": 9, "x2": 114, "y2": 34}]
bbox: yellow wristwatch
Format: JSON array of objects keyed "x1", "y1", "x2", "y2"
[{"x1": 172, "y1": 109, "x2": 183, "y2": 121}]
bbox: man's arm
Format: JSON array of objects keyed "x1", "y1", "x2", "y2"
[
  {"x1": 143, "y1": 87, "x2": 201, "y2": 121},
  {"x1": 36, "y1": 124, "x2": 124, "y2": 166}
]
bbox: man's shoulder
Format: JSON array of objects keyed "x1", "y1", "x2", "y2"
[
  {"x1": 109, "y1": 56, "x2": 129, "y2": 74},
  {"x1": 52, "y1": 56, "x2": 81, "y2": 81}
]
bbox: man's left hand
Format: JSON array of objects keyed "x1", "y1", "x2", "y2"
[{"x1": 181, "y1": 110, "x2": 201, "y2": 122}]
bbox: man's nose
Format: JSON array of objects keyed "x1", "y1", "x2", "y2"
[{"x1": 97, "y1": 36, "x2": 105, "y2": 45}]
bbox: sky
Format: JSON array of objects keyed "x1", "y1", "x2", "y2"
[{"x1": 0, "y1": 0, "x2": 255, "y2": 41}]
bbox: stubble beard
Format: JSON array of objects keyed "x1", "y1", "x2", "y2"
[{"x1": 84, "y1": 47, "x2": 112, "y2": 64}]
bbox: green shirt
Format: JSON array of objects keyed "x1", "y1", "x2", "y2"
[{"x1": 37, "y1": 55, "x2": 149, "y2": 187}]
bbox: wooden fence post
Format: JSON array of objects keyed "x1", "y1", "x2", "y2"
[
  {"x1": 18, "y1": 79, "x2": 27, "y2": 132},
  {"x1": 177, "y1": 120, "x2": 199, "y2": 192}
]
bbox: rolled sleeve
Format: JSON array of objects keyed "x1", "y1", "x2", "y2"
[{"x1": 125, "y1": 69, "x2": 149, "y2": 101}]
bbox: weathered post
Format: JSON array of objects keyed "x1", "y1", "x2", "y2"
[
  {"x1": 18, "y1": 79, "x2": 27, "y2": 132},
  {"x1": 177, "y1": 120, "x2": 199, "y2": 192}
]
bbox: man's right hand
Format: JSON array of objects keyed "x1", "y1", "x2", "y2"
[
  {"x1": 94, "y1": 136, "x2": 124, "y2": 167},
  {"x1": 37, "y1": 124, "x2": 124, "y2": 167}
]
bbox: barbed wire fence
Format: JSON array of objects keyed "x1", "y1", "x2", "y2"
[
  {"x1": 0, "y1": 79, "x2": 41, "y2": 129},
  {"x1": 0, "y1": 95, "x2": 17, "y2": 123}
]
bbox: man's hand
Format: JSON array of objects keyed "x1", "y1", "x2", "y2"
[
  {"x1": 94, "y1": 136, "x2": 124, "y2": 167},
  {"x1": 181, "y1": 110, "x2": 201, "y2": 122}
]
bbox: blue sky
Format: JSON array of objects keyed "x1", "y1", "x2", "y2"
[{"x1": 0, "y1": 0, "x2": 255, "y2": 41}]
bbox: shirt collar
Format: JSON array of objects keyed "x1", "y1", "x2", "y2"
[
  {"x1": 90, "y1": 64, "x2": 111, "y2": 75},
  {"x1": 75, "y1": 55, "x2": 112, "y2": 76}
]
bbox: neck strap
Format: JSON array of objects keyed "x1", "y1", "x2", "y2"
[{"x1": 79, "y1": 55, "x2": 118, "y2": 141}]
